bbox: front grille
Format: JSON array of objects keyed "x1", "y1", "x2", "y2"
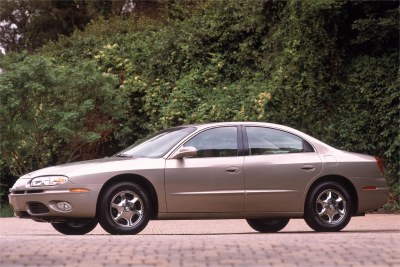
[{"x1": 28, "y1": 202, "x2": 50, "y2": 214}]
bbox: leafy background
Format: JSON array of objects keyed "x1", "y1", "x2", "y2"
[{"x1": 0, "y1": 0, "x2": 399, "y2": 212}]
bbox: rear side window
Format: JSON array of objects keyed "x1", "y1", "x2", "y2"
[{"x1": 246, "y1": 127, "x2": 314, "y2": 155}]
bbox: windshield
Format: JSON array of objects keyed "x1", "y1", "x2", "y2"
[{"x1": 115, "y1": 127, "x2": 196, "y2": 158}]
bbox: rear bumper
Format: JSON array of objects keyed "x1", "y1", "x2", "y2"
[{"x1": 353, "y1": 177, "x2": 390, "y2": 213}]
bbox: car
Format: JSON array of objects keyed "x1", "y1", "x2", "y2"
[{"x1": 9, "y1": 122, "x2": 389, "y2": 235}]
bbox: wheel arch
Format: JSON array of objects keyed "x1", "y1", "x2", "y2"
[
  {"x1": 305, "y1": 175, "x2": 358, "y2": 214},
  {"x1": 96, "y1": 173, "x2": 159, "y2": 219}
]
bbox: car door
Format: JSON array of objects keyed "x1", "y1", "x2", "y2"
[
  {"x1": 244, "y1": 126, "x2": 322, "y2": 212},
  {"x1": 165, "y1": 126, "x2": 245, "y2": 213}
]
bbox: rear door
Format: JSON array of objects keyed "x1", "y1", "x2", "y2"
[{"x1": 244, "y1": 126, "x2": 322, "y2": 212}]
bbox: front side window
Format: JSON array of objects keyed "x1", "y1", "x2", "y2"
[
  {"x1": 184, "y1": 127, "x2": 238, "y2": 158},
  {"x1": 246, "y1": 127, "x2": 313, "y2": 155}
]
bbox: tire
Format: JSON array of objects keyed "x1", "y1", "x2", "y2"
[
  {"x1": 98, "y1": 182, "x2": 151, "y2": 235},
  {"x1": 304, "y1": 181, "x2": 353, "y2": 232},
  {"x1": 246, "y1": 218, "x2": 290, "y2": 233},
  {"x1": 51, "y1": 219, "x2": 98, "y2": 235}
]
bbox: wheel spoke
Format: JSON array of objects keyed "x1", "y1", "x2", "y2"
[
  {"x1": 120, "y1": 211, "x2": 132, "y2": 222},
  {"x1": 338, "y1": 208, "x2": 345, "y2": 215},
  {"x1": 329, "y1": 209, "x2": 339, "y2": 221},
  {"x1": 326, "y1": 191, "x2": 332, "y2": 202},
  {"x1": 113, "y1": 210, "x2": 124, "y2": 221},
  {"x1": 135, "y1": 208, "x2": 143, "y2": 216},
  {"x1": 111, "y1": 202, "x2": 124, "y2": 212},
  {"x1": 120, "y1": 193, "x2": 126, "y2": 202},
  {"x1": 327, "y1": 213, "x2": 334, "y2": 223},
  {"x1": 317, "y1": 198, "x2": 327, "y2": 206},
  {"x1": 317, "y1": 207, "x2": 327, "y2": 216},
  {"x1": 127, "y1": 196, "x2": 139, "y2": 206}
]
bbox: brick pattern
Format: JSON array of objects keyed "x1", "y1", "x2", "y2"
[{"x1": 0, "y1": 214, "x2": 399, "y2": 266}]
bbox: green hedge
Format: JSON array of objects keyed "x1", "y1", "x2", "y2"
[{"x1": 1, "y1": 0, "x2": 398, "y2": 210}]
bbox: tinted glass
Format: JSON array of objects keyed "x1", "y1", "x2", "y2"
[
  {"x1": 116, "y1": 127, "x2": 196, "y2": 158},
  {"x1": 246, "y1": 127, "x2": 310, "y2": 155},
  {"x1": 184, "y1": 127, "x2": 238, "y2": 158}
]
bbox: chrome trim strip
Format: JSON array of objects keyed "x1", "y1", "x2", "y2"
[
  {"x1": 246, "y1": 190, "x2": 297, "y2": 194},
  {"x1": 171, "y1": 189, "x2": 297, "y2": 196},
  {"x1": 377, "y1": 187, "x2": 390, "y2": 190},
  {"x1": 171, "y1": 190, "x2": 244, "y2": 196},
  {"x1": 362, "y1": 187, "x2": 390, "y2": 191}
]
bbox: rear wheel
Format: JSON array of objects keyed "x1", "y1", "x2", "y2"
[
  {"x1": 304, "y1": 181, "x2": 352, "y2": 232},
  {"x1": 246, "y1": 218, "x2": 290, "y2": 233},
  {"x1": 51, "y1": 219, "x2": 98, "y2": 235},
  {"x1": 98, "y1": 182, "x2": 150, "y2": 235}
]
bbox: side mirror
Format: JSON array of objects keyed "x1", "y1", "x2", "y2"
[{"x1": 170, "y1": 146, "x2": 198, "y2": 159}]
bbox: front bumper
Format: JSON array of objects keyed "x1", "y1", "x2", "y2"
[{"x1": 8, "y1": 179, "x2": 102, "y2": 220}]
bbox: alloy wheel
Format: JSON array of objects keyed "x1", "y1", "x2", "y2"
[
  {"x1": 315, "y1": 189, "x2": 346, "y2": 225},
  {"x1": 110, "y1": 190, "x2": 144, "y2": 228}
]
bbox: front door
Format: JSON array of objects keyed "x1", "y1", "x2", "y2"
[{"x1": 165, "y1": 126, "x2": 245, "y2": 212}]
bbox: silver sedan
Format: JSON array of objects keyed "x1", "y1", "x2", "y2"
[{"x1": 9, "y1": 122, "x2": 389, "y2": 235}]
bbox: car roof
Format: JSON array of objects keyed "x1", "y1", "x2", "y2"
[{"x1": 185, "y1": 121, "x2": 298, "y2": 132}]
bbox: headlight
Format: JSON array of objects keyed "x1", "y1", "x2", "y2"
[{"x1": 30, "y1": 176, "x2": 68, "y2": 187}]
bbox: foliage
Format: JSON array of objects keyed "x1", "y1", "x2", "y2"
[
  {"x1": 0, "y1": 0, "x2": 92, "y2": 53},
  {"x1": 383, "y1": 182, "x2": 400, "y2": 213},
  {"x1": 0, "y1": 203, "x2": 14, "y2": 218},
  {"x1": 0, "y1": 53, "x2": 126, "y2": 177},
  {"x1": 0, "y1": 0, "x2": 163, "y2": 53}
]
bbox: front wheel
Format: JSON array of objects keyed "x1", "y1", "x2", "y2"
[
  {"x1": 51, "y1": 219, "x2": 98, "y2": 235},
  {"x1": 246, "y1": 218, "x2": 290, "y2": 233},
  {"x1": 98, "y1": 182, "x2": 151, "y2": 235},
  {"x1": 304, "y1": 181, "x2": 353, "y2": 232}
]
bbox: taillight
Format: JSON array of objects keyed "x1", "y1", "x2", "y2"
[{"x1": 375, "y1": 156, "x2": 384, "y2": 174}]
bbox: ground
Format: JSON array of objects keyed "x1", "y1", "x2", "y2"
[{"x1": 0, "y1": 214, "x2": 399, "y2": 266}]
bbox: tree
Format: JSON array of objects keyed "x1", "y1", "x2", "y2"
[
  {"x1": 0, "y1": 0, "x2": 164, "y2": 53},
  {"x1": 0, "y1": 53, "x2": 127, "y2": 176},
  {"x1": 0, "y1": 0, "x2": 93, "y2": 53}
]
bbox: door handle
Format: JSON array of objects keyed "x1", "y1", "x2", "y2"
[
  {"x1": 301, "y1": 165, "x2": 315, "y2": 171},
  {"x1": 225, "y1": 167, "x2": 241, "y2": 174}
]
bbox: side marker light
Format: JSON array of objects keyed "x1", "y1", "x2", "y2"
[
  {"x1": 69, "y1": 188, "x2": 90, "y2": 193},
  {"x1": 362, "y1": 186, "x2": 377, "y2": 190}
]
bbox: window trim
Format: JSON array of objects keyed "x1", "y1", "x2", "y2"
[{"x1": 241, "y1": 125, "x2": 250, "y2": 156}]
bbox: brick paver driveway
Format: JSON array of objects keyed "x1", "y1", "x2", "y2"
[{"x1": 0, "y1": 214, "x2": 399, "y2": 267}]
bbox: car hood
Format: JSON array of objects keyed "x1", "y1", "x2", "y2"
[{"x1": 20, "y1": 157, "x2": 134, "y2": 179}]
